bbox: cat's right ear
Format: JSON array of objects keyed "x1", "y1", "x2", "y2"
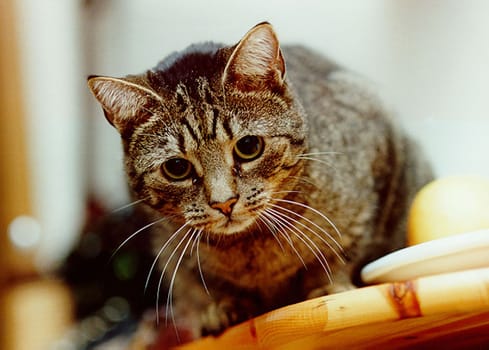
[
  {"x1": 223, "y1": 22, "x2": 285, "y2": 93},
  {"x1": 87, "y1": 76, "x2": 162, "y2": 133}
]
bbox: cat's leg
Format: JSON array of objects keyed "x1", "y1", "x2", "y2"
[
  {"x1": 199, "y1": 294, "x2": 260, "y2": 335},
  {"x1": 169, "y1": 269, "x2": 259, "y2": 337},
  {"x1": 303, "y1": 263, "x2": 356, "y2": 299}
]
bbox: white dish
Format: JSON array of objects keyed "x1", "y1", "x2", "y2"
[{"x1": 361, "y1": 229, "x2": 489, "y2": 284}]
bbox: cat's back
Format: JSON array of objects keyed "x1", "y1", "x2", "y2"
[
  {"x1": 282, "y1": 44, "x2": 394, "y2": 170},
  {"x1": 283, "y1": 45, "x2": 383, "y2": 121},
  {"x1": 282, "y1": 45, "x2": 340, "y2": 86},
  {"x1": 283, "y1": 44, "x2": 432, "y2": 267}
]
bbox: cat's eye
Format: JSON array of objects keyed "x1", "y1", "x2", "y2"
[
  {"x1": 234, "y1": 135, "x2": 264, "y2": 161},
  {"x1": 161, "y1": 158, "x2": 192, "y2": 180}
]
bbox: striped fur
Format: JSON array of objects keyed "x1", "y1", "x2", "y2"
[{"x1": 88, "y1": 22, "x2": 432, "y2": 338}]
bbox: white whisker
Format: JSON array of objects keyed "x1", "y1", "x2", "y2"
[
  {"x1": 297, "y1": 151, "x2": 344, "y2": 170},
  {"x1": 110, "y1": 216, "x2": 170, "y2": 262},
  {"x1": 261, "y1": 210, "x2": 307, "y2": 269},
  {"x1": 144, "y1": 222, "x2": 189, "y2": 293},
  {"x1": 166, "y1": 228, "x2": 199, "y2": 336},
  {"x1": 196, "y1": 230, "x2": 210, "y2": 296},
  {"x1": 257, "y1": 214, "x2": 285, "y2": 252},
  {"x1": 268, "y1": 203, "x2": 345, "y2": 262},
  {"x1": 189, "y1": 228, "x2": 201, "y2": 257},
  {"x1": 298, "y1": 151, "x2": 344, "y2": 157},
  {"x1": 155, "y1": 226, "x2": 194, "y2": 324},
  {"x1": 111, "y1": 197, "x2": 150, "y2": 213},
  {"x1": 270, "y1": 198, "x2": 343, "y2": 239},
  {"x1": 288, "y1": 175, "x2": 320, "y2": 189},
  {"x1": 265, "y1": 209, "x2": 332, "y2": 282},
  {"x1": 296, "y1": 156, "x2": 335, "y2": 168},
  {"x1": 269, "y1": 190, "x2": 302, "y2": 196}
]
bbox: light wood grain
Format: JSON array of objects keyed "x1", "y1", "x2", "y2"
[{"x1": 178, "y1": 267, "x2": 489, "y2": 349}]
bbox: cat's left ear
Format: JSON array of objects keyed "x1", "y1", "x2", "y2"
[
  {"x1": 87, "y1": 76, "x2": 162, "y2": 133},
  {"x1": 223, "y1": 22, "x2": 285, "y2": 92}
]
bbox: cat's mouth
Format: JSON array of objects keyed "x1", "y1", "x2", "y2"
[{"x1": 211, "y1": 215, "x2": 257, "y2": 235}]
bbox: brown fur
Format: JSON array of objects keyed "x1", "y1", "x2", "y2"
[{"x1": 88, "y1": 22, "x2": 432, "y2": 339}]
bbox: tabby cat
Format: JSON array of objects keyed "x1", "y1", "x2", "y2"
[{"x1": 88, "y1": 22, "x2": 431, "y2": 340}]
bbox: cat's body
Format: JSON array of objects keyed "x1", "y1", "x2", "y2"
[{"x1": 88, "y1": 23, "x2": 431, "y2": 340}]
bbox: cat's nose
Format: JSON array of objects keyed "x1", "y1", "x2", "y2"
[{"x1": 210, "y1": 196, "x2": 238, "y2": 216}]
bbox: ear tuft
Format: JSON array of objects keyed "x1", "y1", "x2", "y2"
[
  {"x1": 87, "y1": 76, "x2": 161, "y2": 132},
  {"x1": 223, "y1": 22, "x2": 285, "y2": 92}
]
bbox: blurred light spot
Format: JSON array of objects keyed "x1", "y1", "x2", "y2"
[
  {"x1": 103, "y1": 296, "x2": 130, "y2": 323},
  {"x1": 50, "y1": 338, "x2": 77, "y2": 350},
  {"x1": 80, "y1": 316, "x2": 107, "y2": 342},
  {"x1": 8, "y1": 215, "x2": 42, "y2": 250},
  {"x1": 92, "y1": 315, "x2": 109, "y2": 336},
  {"x1": 113, "y1": 253, "x2": 138, "y2": 281}
]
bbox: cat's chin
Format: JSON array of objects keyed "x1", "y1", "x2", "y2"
[{"x1": 210, "y1": 216, "x2": 257, "y2": 236}]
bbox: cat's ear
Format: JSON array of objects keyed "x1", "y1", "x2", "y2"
[
  {"x1": 223, "y1": 22, "x2": 285, "y2": 92},
  {"x1": 87, "y1": 76, "x2": 162, "y2": 132}
]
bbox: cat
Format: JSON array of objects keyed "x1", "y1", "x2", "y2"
[{"x1": 87, "y1": 22, "x2": 432, "y2": 341}]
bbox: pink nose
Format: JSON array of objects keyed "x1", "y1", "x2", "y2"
[{"x1": 211, "y1": 197, "x2": 238, "y2": 216}]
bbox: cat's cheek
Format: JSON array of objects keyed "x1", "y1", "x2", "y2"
[
  {"x1": 141, "y1": 180, "x2": 195, "y2": 215},
  {"x1": 240, "y1": 152, "x2": 282, "y2": 179}
]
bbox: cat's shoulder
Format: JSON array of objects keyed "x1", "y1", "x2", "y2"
[
  {"x1": 283, "y1": 45, "x2": 384, "y2": 115},
  {"x1": 282, "y1": 45, "x2": 340, "y2": 79}
]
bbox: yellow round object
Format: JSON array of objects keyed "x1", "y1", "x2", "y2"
[{"x1": 407, "y1": 175, "x2": 489, "y2": 245}]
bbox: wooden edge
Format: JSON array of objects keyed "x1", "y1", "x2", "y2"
[{"x1": 177, "y1": 267, "x2": 489, "y2": 349}]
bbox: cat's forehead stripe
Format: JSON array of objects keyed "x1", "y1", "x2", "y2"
[
  {"x1": 221, "y1": 117, "x2": 234, "y2": 139},
  {"x1": 210, "y1": 108, "x2": 219, "y2": 139},
  {"x1": 179, "y1": 110, "x2": 234, "y2": 153},
  {"x1": 182, "y1": 117, "x2": 199, "y2": 143},
  {"x1": 175, "y1": 84, "x2": 192, "y2": 112},
  {"x1": 177, "y1": 132, "x2": 186, "y2": 154}
]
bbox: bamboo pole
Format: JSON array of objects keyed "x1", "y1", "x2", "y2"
[{"x1": 178, "y1": 267, "x2": 489, "y2": 349}]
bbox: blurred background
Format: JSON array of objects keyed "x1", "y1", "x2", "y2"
[{"x1": 1, "y1": 0, "x2": 488, "y2": 348}]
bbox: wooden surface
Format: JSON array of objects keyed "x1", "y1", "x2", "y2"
[
  {"x1": 0, "y1": 0, "x2": 36, "y2": 280},
  {"x1": 178, "y1": 267, "x2": 489, "y2": 349},
  {"x1": 0, "y1": 279, "x2": 74, "y2": 350}
]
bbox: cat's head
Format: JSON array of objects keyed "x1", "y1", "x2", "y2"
[{"x1": 88, "y1": 22, "x2": 307, "y2": 237}]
